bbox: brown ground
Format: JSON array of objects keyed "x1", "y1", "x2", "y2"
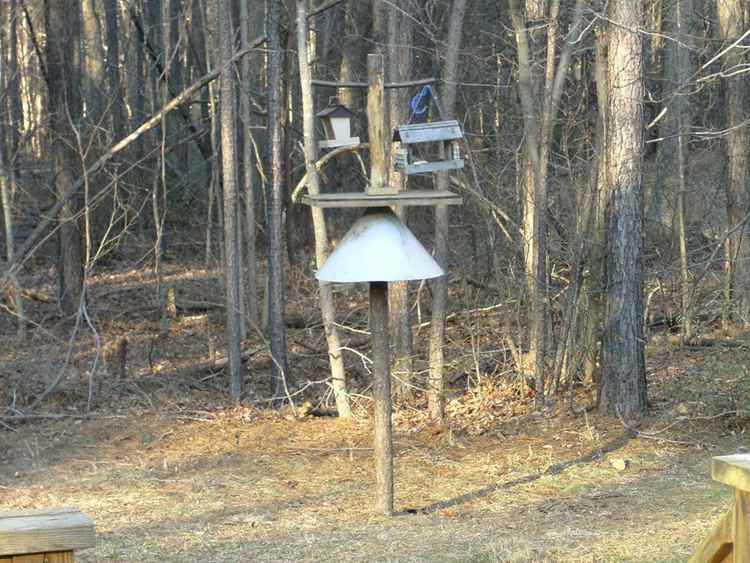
[{"x1": 1, "y1": 264, "x2": 748, "y2": 562}]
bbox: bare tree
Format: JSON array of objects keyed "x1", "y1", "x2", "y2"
[
  {"x1": 717, "y1": 0, "x2": 750, "y2": 327},
  {"x1": 216, "y1": 0, "x2": 244, "y2": 400},
  {"x1": 267, "y1": 0, "x2": 289, "y2": 402},
  {"x1": 296, "y1": 0, "x2": 351, "y2": 417},
  {"x1": 45, "y1": 0, "x2": 85, "y2": 316},
  {"x1": 428, "y1": 0, "x2": 467, "y2": 420},
  {"x1": 598, "y1": 0, "x2": 648, "y2": 419}
]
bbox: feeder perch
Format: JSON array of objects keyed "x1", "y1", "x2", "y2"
[
  {"x1": 317, "y1": 104, "x2": 360, "y2": 150},
  {"x1": 392, "y1": 120, "x2": 464, "y2": 175}
]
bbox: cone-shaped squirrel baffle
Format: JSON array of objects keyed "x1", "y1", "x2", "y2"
[{"x1": 316, "y1": 207, "x2": 444, "y2": 283}]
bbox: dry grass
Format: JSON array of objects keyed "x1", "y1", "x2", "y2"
[
  {"x1": 1, "y1": 263, "x2": 748, "y2": 561},
  {"x1": 0, "y1": 402, "x2": 740, "y2": 562}
]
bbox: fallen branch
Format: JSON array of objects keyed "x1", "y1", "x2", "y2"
[{"x1": 151, "y1": 345, "x2": 265, "y2": 379}]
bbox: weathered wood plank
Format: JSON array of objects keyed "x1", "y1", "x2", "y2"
[
  {"x1": 11, "y1": 552, "x2": 73, "y2": 563},
  {"x1": 735, "y1": 490, "x2": 750, "y2": 563},
  {"x1": 393, "y1": 121, "x2": 463, "y2": 143},
  {"x1": 367, "y1": 55, "x2": 388, "y2": 195},
  {"x1": 712, "y1": 455, "x2": 750, "y2": 492},
  {"x1": 688, "y1": 509, "x2": 733, "y2": 563},
  {"x1": 301, "y1": 190, "x2": 462, "y2": 208},
  {"x1": 0, "y1": 509, "x2": 95, "y2": 557}
]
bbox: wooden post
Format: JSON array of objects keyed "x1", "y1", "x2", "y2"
[
  {"x1": 367, "y1": 54, "x2": 393, "y2": 195},
  {"x1": 370, "y1": 280, "x2": 394, "y2": 515},
  {"x1": 690, "y1": 454, "x2": 750, "y2": 562},
  {"x1": 0, "y1": 508, "x2": 95, "y2": 563}
]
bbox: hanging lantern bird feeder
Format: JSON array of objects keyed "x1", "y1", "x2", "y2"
[{"x1": 317, "y1": 103, "x2": 360, "y2": 149}]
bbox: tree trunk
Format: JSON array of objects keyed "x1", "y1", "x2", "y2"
[
  {"x1": 668, "y1": 0, "x2": 695, "y2": 342},
  {"x1": 104, "y1": 0, "x2": 125, "y2": 141},
  {"x1": 239, "y1": 0, "x2": 260, "y2": 330},
  {"x1": 267, "y1": 0, "x2": 289, "y2": 403},
  {"x1": 386, "y1": 0, "x2": 414, "y2": 398},
  {"x1": 581, "y1": 26, "x2": 609, "y2": 386},
  {"x1": 718, "y1": 0, "x2": 750, "y2": 326},
  {"x1": 217, "y1": 0, "x2": 244, "y2": 401},
  {"x1": 46, "y1": 0, "x2": 85, "y2": 317},
  {"x1": 598, "y1": 0, "x2": 648, "y2": 419},
  {"x1": 428, "y1": 0, "x2": 467, "y2": 421},
  {"x1": 0, "y1": 21, "x2": 25, "y2": 339},
  {"x1": 296, "y1": 0, "x2": 351, "y2": 418},
  {"x1": 509, "y1": 0, "x2": 548, "y2": 409},
  {"x1": 82, "y1": 0, "x2": 106, "y2": 129}
]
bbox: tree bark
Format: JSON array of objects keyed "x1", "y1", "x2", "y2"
[
  {"x1": 217, "y1": 0, "x2": 244, "y2": 401},
  {"x1": 0, "y1": 20, "x2": 25, "y2": 338},
  {"x1": 267, "y1": 0, "x2": 289, "y2": 403},
  {"x1": 239, "y1": 0, "x2": 260, "y2": 330},
  {"x1": 104, "y1": 0, "x2": 125, "y2": 141},
  {"x1": 386, "y1": 0, "x2": 414, "y2": 397},
  {"x1": 717, "y1": 0, "x2": 750, "y2": 326},
  {"x1": 46, "y1": 0, "x2": 85, "y2": 317},
  {"x1": 598, "y1": 0, "x2": 648, "y2": 419},
  {"x1": 509, "y1": 0, "x2": 548, "y2": 408},
  {"x1": 428, "y1": 0, "x2": 467, "y2": 421},
  {"x1": 296, "y1": 0, "x2": 351, "y2": 418}
]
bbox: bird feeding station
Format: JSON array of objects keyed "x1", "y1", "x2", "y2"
[
  {"x1": 300, "y1": 54, "x2": 463, "y2": 515},
  {"x1": 393, "y1": 120, "x2": 464, "y2": 175},
  {"x1": 317, "y1": 103, "x2": 360, "y2": 150},
  {"x1": 392, "y1": 84, "x2": 464, "y2": 175}
]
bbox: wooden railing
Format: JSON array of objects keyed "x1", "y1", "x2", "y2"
[
  {"x1": 690, "y1": 454, "x2": 750, "y2": 562},
  {"x1": 0, "y1": 508, "x2": 95, "y2": 562}
]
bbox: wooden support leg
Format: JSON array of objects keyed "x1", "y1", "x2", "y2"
[
  {"x1": 735, "y1": 490, "x2": 750, "y2": 563},
  {"x1": 370, "y1": 280, "x2": 394, "y2": 516}
]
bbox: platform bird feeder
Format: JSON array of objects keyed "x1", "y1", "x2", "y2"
[
  {"x1": 392, "y1": 120, "x2": 464, "y2": 175},
  {"x1": 317, "y1": 207, "x2": 444, "y2": 515},
  {"x1": 317, "y1": 103, "x2": 360, "y2": 150}
]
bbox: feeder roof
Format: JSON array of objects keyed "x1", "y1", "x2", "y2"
[
  {"x1": 392, "y1": 120, "x2": 463, "y2": 143},
  {"x1": 316, "y1": 208, "x2": 444, "y2": 283},
  {"x1": 316, "y1": 104, "x2": 356, "y2": 119}
]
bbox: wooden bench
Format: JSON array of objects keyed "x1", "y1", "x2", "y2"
[
  {"x1": 0, "y1": 508, "x2": 95, "y2": 562},
  {"x1": 690, "y1": 454, "x2": 750, "y2": 562}
]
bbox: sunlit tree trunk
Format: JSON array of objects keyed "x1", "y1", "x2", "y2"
[
  {"x1": 717, "y1": 0, "x2": 750, "y2": 327},
  {"x1": 386, "y1": 0, "x2": 414, "y2": 397},
  {"x1": 216, "y1": 0, "x2": 244, "y2": 400},
  {"x1": 429, "y1": 0, "x2": 467, "y2": 421},
  {"x1": 267, "y1": 0, "x2": 289, "y2": 403},
  {"x1": 598, "y1": 0, "x2": 648, "y2": 419},
  {"x1": 296, "y1": 0, "x2": 352, "y2": 417}
]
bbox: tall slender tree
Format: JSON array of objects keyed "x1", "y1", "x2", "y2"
[
  {"x1": 45, "y1": 0, "x2": 85, "y2": 316},
  {"x1": 267, "y1": 0, "x2": 289, "y2": 402},
  {"x1": 599, "y1": 0, "x2": 648, "y2": 419},
  {"x1": 717, "y1": 0, "x2": 749, "y2": 327},
  {"x1": 428, "y1": 0, "x2": 467, "y2": 420},
  {"x1": 217, "y1": 0, "x2": 244, "y2": 400}
]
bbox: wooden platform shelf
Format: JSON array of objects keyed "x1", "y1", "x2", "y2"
[
  {"x1": 301, "y1": 190, "x2": 463, "y2": 208},
  {"x1": 690, "y1": 455, "x2": 750, "y2": 562},
  {"x1": 0, "y1": 508, "x2": 95, "y2": 563}
]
